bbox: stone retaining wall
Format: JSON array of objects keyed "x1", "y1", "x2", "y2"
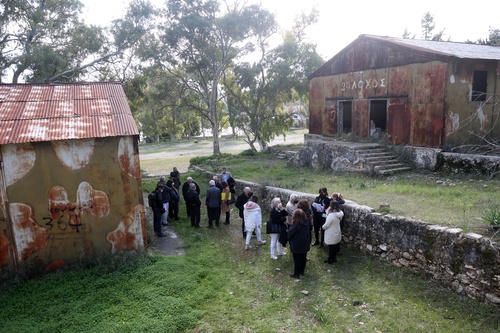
[{"x1": 194, "y1": 166, "x2": 500, "y2": 305}]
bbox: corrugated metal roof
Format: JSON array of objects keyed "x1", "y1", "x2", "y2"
[
  {"x1": 0, "y1": 82, "x2": 138, "y2": 145},
  {"x1": 364, "y1": 34, "x2": 500, "y2": 60}
]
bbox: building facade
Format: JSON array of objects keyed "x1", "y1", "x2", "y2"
[
  {"x1": 309, "y1": 35, "x2": 500, "y2": 151},
  {"x1": 0, "y1": 82, "x2": 146, "y2": 274}
]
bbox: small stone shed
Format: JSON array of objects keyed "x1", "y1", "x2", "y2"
[
  {"x1": 309, "y1": 34, "x2": 500, "y2": 150},
  {"x1": 0, "y1": 82, "x2": 146, "y2": 274}
]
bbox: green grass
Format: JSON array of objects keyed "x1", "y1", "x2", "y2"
[
  {"x1": 191, "y1": 151, "x2": 500, "y2": 235},
  {"x1": 2, "y1": 134, "x2": 499, "y2": 332},
  {"x1": 1, "y1": 208, "x2": 498, "y2": 332}
]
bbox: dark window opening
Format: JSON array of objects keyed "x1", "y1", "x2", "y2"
[
  {"x1": 370, "y1": 100, "x2": 387, "y2": 138},
  {"x1": 472, "y1": 71, "x2": 487, "y2": 102},
  {"x1": 339, "y1": 101, "x2": 352, "y2": 133}
]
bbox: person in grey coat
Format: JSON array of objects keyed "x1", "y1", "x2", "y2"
[{"x1": 205, "y1": 179, "x2": 221, "y2": 228}]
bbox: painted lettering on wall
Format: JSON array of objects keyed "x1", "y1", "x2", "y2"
[{"x1": 341, "y1": 78, "x2": 386, "y2": 91}]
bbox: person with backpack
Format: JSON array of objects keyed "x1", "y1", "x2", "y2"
[{"x1": 150, "y1": 184, "x2": 166, "y2": 237}]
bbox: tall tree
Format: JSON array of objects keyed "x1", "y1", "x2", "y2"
[
  {"x1": 0, "y1": 0, "x2": 123, "y2": 83},
  {"x1": 150, "y1": 0, "x2": 276, "y2": 155},
  {"x1": 224, "y1": 9, "x2": 323, "y2": 151},
  {"x1": 420, "y1": 11, "x2": 445, "y2": 41}
]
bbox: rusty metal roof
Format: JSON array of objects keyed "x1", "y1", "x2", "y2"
[
  {"x1": 0, "y1": 82, "x2": 138, "y2": 145},
  {"x1": 364, "y1": 34, "x2": 500, "y2": 60}
]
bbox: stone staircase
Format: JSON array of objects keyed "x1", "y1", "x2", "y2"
[{"x1": 354, "y1": 145, "x2": 412, "y2": 175}]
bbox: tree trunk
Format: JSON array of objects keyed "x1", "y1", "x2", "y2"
[{"x1": 210, "y1": 73, "x2": 221, "y2": 155}]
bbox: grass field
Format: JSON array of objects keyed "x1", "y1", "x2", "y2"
[{"x1": 1, "y1": 133, "x2": 499, "y2": 332}]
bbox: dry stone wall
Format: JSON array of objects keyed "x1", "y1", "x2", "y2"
[{"x1": 194, "y1": 166, "x2": 500, "y2": 305}]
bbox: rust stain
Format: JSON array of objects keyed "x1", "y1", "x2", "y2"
[
  {"x1": 0, "y1": 235, "x2": 10, "y2": 267},
  {"x1": 118, "y1": 137, "x2": 140, "y2": 179},
  {"x1": 44, "y1": 259, "x2": 67, "y2": 272},
  {"x1": 107, "y1": 205, "x2": 144, "y2": 253},
  {"x1": 10, "y1": 203, "x2": 50, "y2": 262}
]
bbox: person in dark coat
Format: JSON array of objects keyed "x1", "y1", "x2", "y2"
[
  {"x1": 235, "y1": 186, "x2": 253, "y2": 238},
  {"x1": 182, "y1": 177, "x2": 200, "y2": 217},
  {"x1": 152, "y1": 184, "x2": 166, "y2": 237},
  {"x1": 169, "y1": 167, "x2": 181, "y2": 191},
  {"x1": 167, "y1": 179, "x2": 180, "y2": 221},
  {"x1": 185, "y1": 183, "x2": 201, "y2": 227},
  {"x1": 288, "y1": 208, "x2": 311, "y2": 279},
  {"x1": 297, "y1": 199, "x2": 313, "y2": 245},
  {"x1": 311, "y1": 187, "x2": 331, "y2": 247},
  {"x1": 205, "y1": 179, "x2": 221, "y2": 228}
]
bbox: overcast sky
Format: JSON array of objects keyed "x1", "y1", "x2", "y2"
[{"x1": 82, "y1": 0, "x2": 500, "y2": 60}]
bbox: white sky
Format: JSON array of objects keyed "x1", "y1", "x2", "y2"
[{"x1": 82, "y1": 0, "x2": 500, "y2": 61}]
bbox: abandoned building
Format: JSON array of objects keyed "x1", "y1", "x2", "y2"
[
  {"x1": 293, "y1": 35, "x2": 500, "y2": 174},
  {"x1": 0, "y1": 82, "x2": 146, "y2": 274}
]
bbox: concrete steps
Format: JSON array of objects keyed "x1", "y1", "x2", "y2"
[{"x1": 355, "y1": 146, "x2": 412, "y2": 175}]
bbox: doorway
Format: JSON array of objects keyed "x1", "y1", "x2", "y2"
[
  {"x1": 338, "y1": 101, "x2": 352, "y2": 134},
  {"x1": 369, "y1": 100, "x2": 387, "y2": 138}
]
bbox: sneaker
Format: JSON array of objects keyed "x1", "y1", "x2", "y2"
[
  {"x1": 245, "y1": 244, "x2": 251, "y2": 250},
  {"x1": 278, "y1": 252, "x2": 287, "y2": 256},
  {"x1": 258, "y1": 240, "x2": 267, "y2": 245},
  {"x1": 271, "y1": 256, "x2": 278, "y2": 260}
]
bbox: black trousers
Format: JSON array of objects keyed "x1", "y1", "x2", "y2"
[
  {"x1": 169, "y1": 201, "x2": 179, "y2": 219},
  {"x1": 207, "y1": 207, "x2": 220, "y2": 226},
  {"x1": 190, "y1": 204, "x2": 201, "y2": 227},
  {"x1": 292, "y1": 252, "x2": 307, "y2": 276},
  {"x1": 327, "y1": 243, "x2": 341, "y2": 263},
  {"x1": 313, "y1": 215, "x2": 325, "y2": 244}
]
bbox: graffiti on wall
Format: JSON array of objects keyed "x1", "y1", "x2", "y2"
[{"x1": 46, "y1": 182, "x2": 110, "y2": 233}]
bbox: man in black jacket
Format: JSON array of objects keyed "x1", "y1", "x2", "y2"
[
  {"x1": 235, "y1": 186, "x2": 253, "y2": 238},
  {"x1": 152, "y1": 184, "x2": 167, "y2": 237},
  {"x1": 182, "y1": 177, "x2": 200, "y2": 217},
  {"x1": 185, "y1": 183, "x2": 202, "y2": 227}
]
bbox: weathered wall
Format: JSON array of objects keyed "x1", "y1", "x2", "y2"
[
  {"x1": 196, "y1": 167, "x2": 500, "y2": 305},
  {"x1": 444, "y1": 59, "x2": 500, "y2": 149},
  {"x1": 437, "y1": 152, "x2": 500, "y2": 175},
  {"x1": 0, "y1": 136, "x2": 146, "y2": 274},
  {"x1": 309, "y1": 61, "x2": 448, "y2": 148}
]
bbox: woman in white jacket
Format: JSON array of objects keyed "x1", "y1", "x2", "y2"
[
  {"x1": 322, "y1": 201, "x2": 344, "y2": 264},
  {"x1": 244, "y1": 195, "x2": 266, "y2": 250}
]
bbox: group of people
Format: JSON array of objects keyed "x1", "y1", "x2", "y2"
[
  {"x1": 265, "y1": 189, "x2": 345, "y2": 279},
  {"x1": 150, "y1": 167, "x2": 236, "y2": 236},
  {"x1": 150, "y1": 167, "x2": 345, "y2": 281}
]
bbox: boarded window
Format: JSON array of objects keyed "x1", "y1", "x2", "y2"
[{"x1": 471, "y1": 71, "x2": 487, "y2": 102}]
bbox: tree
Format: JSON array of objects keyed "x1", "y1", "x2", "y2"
[
  {"x1": 223, "y1": 9, "x2": 323, "y2": 151},
  {"x1": 124, "y1": 66, "x2": 201, "y2": 142},
  {"x1": 421, "y1": 11, "x2": 445, "y2": 41},
  {"x1": 473, "y1": 27, "x2": 500, "y2": 46},
  {"x1": 149, "y1": 0, "x2": 276, "y2": 155},
  {"x1": 0, "y1": 0, "x2": 124, "y2": 83}
]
